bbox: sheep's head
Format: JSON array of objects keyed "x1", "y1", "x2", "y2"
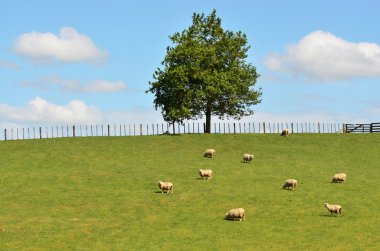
[{"x1": 323, "y1": 203, "x2": 329, "y2": 208}]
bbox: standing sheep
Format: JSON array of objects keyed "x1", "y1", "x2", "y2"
[
  {"x1": 332, "y1": 173, "x2": 347, "y2": 183},
  {"x1": 199, "y1": 169, "x2": 213, "y2": 180},
  {"x1": 243, "y1": 153, "x2": 254, "y2": 163},
  {"x1": 225, "y1": 208, "x2": 245, "y2": 221},
  {"x1": 281, "y1": 128, "x2": 289, "y2": 136},
  {"x1": 282, "y1": 179, "x2": 297, "y2": 190},
  {"x1": 324, "y1": 203, "x2": 342, "y2": 217},
  {"x1": 203, "y1": 149, "x2": 216, "y2": 158},
  {"x1": 158, "y1": 181, "x2": 174, "y2": 194}
]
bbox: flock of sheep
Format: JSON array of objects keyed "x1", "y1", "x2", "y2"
[{"x1": 158, "y1": 129, "x2": 346, "y2": 221}]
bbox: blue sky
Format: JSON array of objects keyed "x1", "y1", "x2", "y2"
[{"x1": 1, "y1": 0, "x2": 380, "y2": 128}]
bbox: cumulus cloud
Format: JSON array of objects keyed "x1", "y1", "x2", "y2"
[
  {"x1": 13, "y1": 27, "x2": 108, "y2": 64},
  {"x1": 264, "y1": 30, "x2": 380, "y2": 81},
  {"x1": 19, "y1": 76, "x2": 126, "y2": 93},
  {"x1": 0, "y1": 97, "x2": 104, "y2": 125}
]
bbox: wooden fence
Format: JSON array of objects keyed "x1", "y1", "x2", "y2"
[
  {"x1": 344, "y1": 123, "x2": 380, "y2": 133},
  {"x1": 0, "y1": 122, "x2": 346, "y2": 141}
]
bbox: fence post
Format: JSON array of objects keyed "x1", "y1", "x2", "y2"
[
  {"x1": 39, "y1": 127, "x2": 42, "y2": 139},
  {"x1": 73, "y1": 125, "x2": 76, "y2": 138},
  {"x1": 140, "y1": 124, "x2": 143, "y2": 135},
  {"x1": 233, "y1": 123, "x2": 236, "y2": 134},
  {"x1": 4, "y1": 129, "x2": 7, "y2": 141},
  {"x1": 263, "y1": 122, "x2": 266, "y2": 133}
]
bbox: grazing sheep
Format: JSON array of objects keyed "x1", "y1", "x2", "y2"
[
  {"x1": 203, "y1": 149, "x2": 216, "y2": 158},
  {"x1": 225, "y1": 208, "x2": 245, "y2": 221},
  {"x1": 282, "y1": 179, "x2": 298, "y2": 190},
  {"x1": 243, "y1": 153, "x2": 254, "y2": 163},
  {"x1": 332, "y1": 173, "x2": 347, "y2": 183},
  {"x1": 324, "y1": 203, "x2": 342, "y2": 217},
  {"x1": 158, "y1": 181, "x2": 173, "y2": 194},
  {"x1": 281, "y1": 129, "x2": 289, "y2": 136},
  {"x1": 199, "y1": 169, "x2": 213, "y2": 180}
]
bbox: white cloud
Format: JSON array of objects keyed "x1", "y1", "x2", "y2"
[
  {"x1": 264, "y1": 30, "x2": 380, "y2": 81},
  {"x1": 82, "y1": 80, "x2": 127, "y2": 93},
  {"x1": 0, "y1": 97, "x2": 103, "y2": 125},
  {"x1": 13, "y1": 27, "x2": 108, "y2": 64},
  {"x1": 19, "y1": 76, "x2": 127, "y2": 93},
  {"x1": 0, "y1": 60, "x2": 20, "y2": 70}
]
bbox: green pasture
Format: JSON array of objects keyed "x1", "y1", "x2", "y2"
[{"x1": 0, "y1": 134, "x2": 379, "y2": 250}]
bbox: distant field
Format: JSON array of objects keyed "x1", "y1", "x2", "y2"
[{"x1": 0, "y1": 134, "x2": 379, "y2": 250}]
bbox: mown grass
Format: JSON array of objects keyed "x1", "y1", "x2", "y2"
[{"x1": 0, "y1": 133, "x2": 379, "y2": 250}]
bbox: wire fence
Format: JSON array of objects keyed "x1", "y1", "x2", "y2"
[{"x1": 0, "y1": 122, "x2": 347, "y2": 141}]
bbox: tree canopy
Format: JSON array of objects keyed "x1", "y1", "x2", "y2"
[{"x1": 147, "y1": 10, "x2": 262, "y2": 133}]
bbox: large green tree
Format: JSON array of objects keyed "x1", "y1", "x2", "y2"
[{"x1": 147, "y1": 10, "x2": 262, "y2": 133}]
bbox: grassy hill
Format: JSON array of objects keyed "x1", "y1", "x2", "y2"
[{"x1": 1, "y1": 134, "x2": 379, "y2": 250}]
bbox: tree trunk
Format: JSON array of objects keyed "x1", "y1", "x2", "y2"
[
  {"x1": 205, "y1": 106, "x2": 212, "y2": 133},
  {"x1": 172, "y1": 122, "x2": 176, "y2": 134}
]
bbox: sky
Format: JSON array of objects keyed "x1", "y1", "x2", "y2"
[{"x1": 1, "y1": 0, "x2": 380, "y2": 128}]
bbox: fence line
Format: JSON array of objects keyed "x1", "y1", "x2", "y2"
[
  {"x1": 344, "y1": 123, "x2": 380, "y2": 133},
  {"x1": 0, "y1": 122, "x2": 348, "y2": 141}
]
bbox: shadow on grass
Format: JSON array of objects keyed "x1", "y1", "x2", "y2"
[
  {"x1": 196, "y1": 177, "x2": 212, "y2": 180},
  {"x1": 224, "y1": 218, "x2": 245, "y2": 221},
  {"x1": 318, "y1": 214, "x2": 342, "y2": 217},
  {"x1": 159, "y1": 133, "x2": 182, "y2": 137},
  {"x1": 154, "y1": 191, "x2": 173, "y2": 195}
]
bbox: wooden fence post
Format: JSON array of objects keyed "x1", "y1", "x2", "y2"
[
  {"x1": 263, "y1": 122, "x2": 266, "y2": 133},
  {"x1": 73, "y1": 125, "x2": 76, "y2": 138},
  {"x1": 39, "y1": 127, "x2": 42, "y2": 139},
  {"x1": 4, "y1": 129, "x2": 7, "y2": 141}
]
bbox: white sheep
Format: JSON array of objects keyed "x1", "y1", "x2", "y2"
[
  {"x1": 199, "y1": 169, "x2": 213, "y2": 180},
  {"x1": 281, "y1": 128, "x2": 289, "y2": 136},
  {"x1": 324, "y1": 203, "x2": 342, "y2": 217},
  {"x1": 203, "y1": 149, "x2": 216, "y2": 158},
  {"x1": 332, "y1": 173, "x2": 347, "y2": 183},
  {"x1": 282, "y1": 179, "x2": 297, "y2": 190},
  {"x1": 243, "y1": 153, "x2": 254, "y2": 163},
  {"x1": 225, "y1": 208, "x2": 245, "y2": 221},
  {"x1": 158, "y1": 181, "x2": 174, "y2": 194}
]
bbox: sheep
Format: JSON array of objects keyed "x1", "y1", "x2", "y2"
[
  {"x1": 281, "y1": 128, "x2": 289, "y2": 136},
  {"x1": 225, "y1": 208, "x2": 245, "y2": 221},
  {"x1": 199, "y1": 169, "x2": 213, "y2": 180},
  {"x1": 158, "y1": 181, "x2": 173, "y2": 194},
  {"x1": 243, "y1": 153, "x2": 254, "y2": 163},
  {"x1": 324, "y1": 203, "x2": 342, "y2": 217},
  {"x1": 282, "y1": 179, "x2": 297, "y2": 190},
  {"x1": 332, "y1": 173, "x2": 347, "y2": 183},
  {"x1": 203, "y1": 149, "x2": 216, "y2": 158}
]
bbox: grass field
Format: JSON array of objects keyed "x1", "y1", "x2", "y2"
[{"x1": 0, "y1": 134, "x2": 379, "y2": 250}]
